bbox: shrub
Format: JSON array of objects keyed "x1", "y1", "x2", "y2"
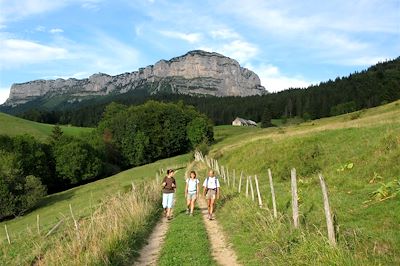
[
  {"x1": 54, "y1": 137, "x2": 104, "y2": 184},
  {"x1": 0, "y1": 151, "x2": 46, "y2": 219}
]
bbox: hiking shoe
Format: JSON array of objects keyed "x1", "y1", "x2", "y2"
[
  {"x1": 189, "y1": 213, "x2": 193, "y2": 217},
  {"x1": 186, "y1": 208, "x2": 189, "y2": 214}
]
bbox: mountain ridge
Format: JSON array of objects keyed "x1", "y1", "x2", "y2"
[{"x1": 3, "y1": 50, "x2": 266, "y2": 107}]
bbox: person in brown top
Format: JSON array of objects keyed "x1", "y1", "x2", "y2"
[{"x1": 162, "y1": 169, "x2": 176, "y2": 220}]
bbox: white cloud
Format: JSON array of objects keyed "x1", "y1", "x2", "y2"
[
  {"x1": 217, "y1": 0, "x2": 397, "y2": 66},
  {"x1": 0, "y1": 0, "x2": 68, "y2": 24},
  {"x1": 35, "y1": 25, "x2": 46, "y2": 32},
  {"x1": 210, "y1": 28, "x2": 240, "y2": 40},
  {"x1": 0, "y1": 39, "x2": 68, "y2": 69},
  {"x1": 199, "y1": 39, "x2": 259, "y2": 64},
  {"x1": 248, "y1": 64, "x2": 314, "y2": 92},
  {"x1": 81, "y1": 0, "x2": 102, "y2": 10},
  {"x1": 160, "y1": 30, "x2": 202, "y2": 43},
  {"x1": 49, "y1": 28, "x2": 64, "y2": 34},
  {"x1": 0, "y1": 87, "x2": 10, "y2": 104},
  {"x1": 219, "y1": 40, "x2": 259, "y2": 63}
]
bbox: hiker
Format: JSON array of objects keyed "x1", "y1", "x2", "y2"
[
  {"x1": 202, "y1": 170, "x2": 220, "y2": 220},
  {"x1": 162, "y1": 169, "x2": 176, "y2": 220},
  {"x1": 185, "y1": 170, "x2": 200, "y2": 216}
]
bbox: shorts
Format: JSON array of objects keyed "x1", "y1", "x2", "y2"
[
  {"x1": 162, "y1": 193, "x2": 174, "y2": 209},
  {"x1": 187, "y1": 192, "x2": 197, "y2": 200},
  {"x1": 206, "y1": 189, "x2": 217, "y2": 200}
]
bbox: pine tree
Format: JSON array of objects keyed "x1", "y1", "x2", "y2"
[
  {"x1": 261, "y1": 107, "x2": 273, "y2": 128},
  {"x1": 50, "y1": 125, "x2": 63, "y2": 143}
]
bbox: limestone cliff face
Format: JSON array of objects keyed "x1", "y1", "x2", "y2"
[{"x1": 3, "y1": 50, "x2": 266, "y2": 106}]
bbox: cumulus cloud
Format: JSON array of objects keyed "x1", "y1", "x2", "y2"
[
  {"x1": 248, "y1": 63, "x2": 314, "y2": 92},
  {"x1": 0, "y1": 87, "x2": 10, "y2": 104}
]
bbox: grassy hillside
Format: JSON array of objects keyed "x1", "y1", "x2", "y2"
[
  {"x1": 0, "y1": 153, "x2": 191, "y2": 265},
  {"x1": 210, "y1": 100, "x2": 400, "y2": 265},
  {"x1": 0, "y1": 112, "x2": 92, "y2": 141}
]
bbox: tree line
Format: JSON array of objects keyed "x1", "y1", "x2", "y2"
[
  {"x1": 0, "y1": 101, "x2": 213, "y2": 220},
  {"x1": 14, "y1": 57, "x2": 400, "y2": 126}
]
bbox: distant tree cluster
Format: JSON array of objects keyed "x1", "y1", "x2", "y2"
[
  {"x1": 0, "y1": 101, "x2": 213, "y2": 219},
  {"x1": 12, "y1": 57, "x2": 399, "y2": 127},
  {"x1": 98, "y1": 101, "x2": 213, "y2": 168}
]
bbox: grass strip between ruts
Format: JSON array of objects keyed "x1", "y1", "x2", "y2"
[{"x1": 157, "y1": 169, "x2": 216, "y2": 266}]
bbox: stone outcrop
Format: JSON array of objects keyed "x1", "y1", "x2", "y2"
[{"x1": 3, "y1": 50, "x2": 266, "y2": 107}]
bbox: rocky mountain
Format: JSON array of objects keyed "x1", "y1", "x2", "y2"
[{"x1": 3, "y1": 50, "x2": 266, "y2": 107}]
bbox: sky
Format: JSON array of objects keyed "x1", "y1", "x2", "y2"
[{"x1": 0, "y1": 0, "x2": 399, "y2": 104}]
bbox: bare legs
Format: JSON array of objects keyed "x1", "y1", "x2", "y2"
[
  {"x1": 186, "y1": 197, "x2": 196, "y2": 214},
  {"x1": 207, "y1": 198, "x2": 215, "y2": 219}
]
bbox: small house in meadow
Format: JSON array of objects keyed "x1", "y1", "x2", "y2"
[{"x1": 232, "y1": 117, "x2": 257, "y2": 127}]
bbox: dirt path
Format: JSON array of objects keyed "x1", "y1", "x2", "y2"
[
  {"x1": 198, "y1": 198, "x2": 241, "y2": 266},
  {"x1": 133, "y1": 216, "x2": 169, "y2": 266}
]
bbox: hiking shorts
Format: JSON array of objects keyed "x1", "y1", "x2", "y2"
[
  {"x1": 187, "y1": 192, "x2": 197, "y2": 200},
  {"x1": 162, "y1": 193, "x2": 174, "y2": 209},
  {"x1": 206, "y1": 189, "x2": 217, "y2": 200}
]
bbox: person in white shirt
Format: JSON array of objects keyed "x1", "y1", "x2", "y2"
[
  {"x1": 185, "y1": 171, "x2": 200, "y2": 216},
  {"x1": 202, "y1": 170, "x2": 220, "y2": 220}
]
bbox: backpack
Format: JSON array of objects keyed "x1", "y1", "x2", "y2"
[{"x1": 206, "y1": 176, "x2": 218, "y2": 191}]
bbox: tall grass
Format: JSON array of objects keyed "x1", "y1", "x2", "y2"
[
  {"x1": 1, "y1": 181, "x2": 161, "y2": 266},
  {"x1": 41, "y1": 181, "x2": 160, "y2": 265}
]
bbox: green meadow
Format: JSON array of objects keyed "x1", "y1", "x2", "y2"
[
  {"x1": 210, "y1": 100, "x2": 400, "y2": 265},
  {"x1": 0, "y1": 112, "x2": 92, "y2": 141}
]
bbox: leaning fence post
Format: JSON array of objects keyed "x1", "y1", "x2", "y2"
[
  {"x1": 268, "y1": 169, "x2": 278, "y2": 218},
  {"x1": 249, "y1": 176, "x2": 255, "y2": 202},
  {"x1": 238, "y1": 171, "x2": 243, "y2": 193},
  {"x1": 4, "y1": 225, "x2": 10, "y2": 244},
  {"x1": 45, "y1": 219, "x2": 64, "y2": 237},
  {"x1": 319, "y1": 173, "x2": 337, "y2": 246},
  {"x1": 254, "y1": 175, "x2": 263, "y2": 207},
  {"x1": 291, "y1": 168, "x2": 299, "y2": 228}
]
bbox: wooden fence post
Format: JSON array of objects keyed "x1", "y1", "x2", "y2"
[
  {"x1": 233, "y1": 169, "x2": 236, "y2": 188},
  {"x1": 4, "y1": 225, "x2": 10, "y2": 244},
  {"x1": 227, "y1": 168, "x2": 230, "y2": 186},
  {"x1": 291, "y1": 168, "x2": 299, "y2": 228},
  {"x1": 45, "y1": 219, "x2": 64, "y2": 237},
  {"x1": 268, "y1": 169, "x2": 278, "y2": 218},
  {"x1": 254, "y1": 175, "x2": 263, "y2": 207},
  {"x1": 249, "y1": 176, "x2": 255, "y2": 202},
  {"x1": 246, "y1": 176, "x2": 249, "y2": 198},
  {"x1": 37, "y1": 214, "x2": 40, "y2": 235},
  {"x1": 238, "y1": 172, "x2": 243, "y2": 193},
  {"x1": 319, "y1": 173, "x2": 337, "y2": 246}
]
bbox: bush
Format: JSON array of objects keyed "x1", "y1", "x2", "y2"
[
  {"x1": 0, "y1": 151, "x2": 46, "y2": 219},
  {"x1": 54, "y1": 137, "x2": 104, "y2": 184}
]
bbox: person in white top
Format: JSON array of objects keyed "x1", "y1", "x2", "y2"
[
  {"x1": 185, "y1": 171, "x2": 200, "y2": 216},
  {"x1": 202, "y1": 170, "x2": 220, "y2": 220}
]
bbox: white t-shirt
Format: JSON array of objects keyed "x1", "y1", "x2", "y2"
[
  {"x1": 186, "y1": 178, "x2": 199, "y2": 193},
  {"x1": 203, "y1": 176, "x2": 220, "y2": 190}
]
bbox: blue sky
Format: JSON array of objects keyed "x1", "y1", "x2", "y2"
[{"x1": 0, "y1": 0, "x2": 399, "y2": 104}]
